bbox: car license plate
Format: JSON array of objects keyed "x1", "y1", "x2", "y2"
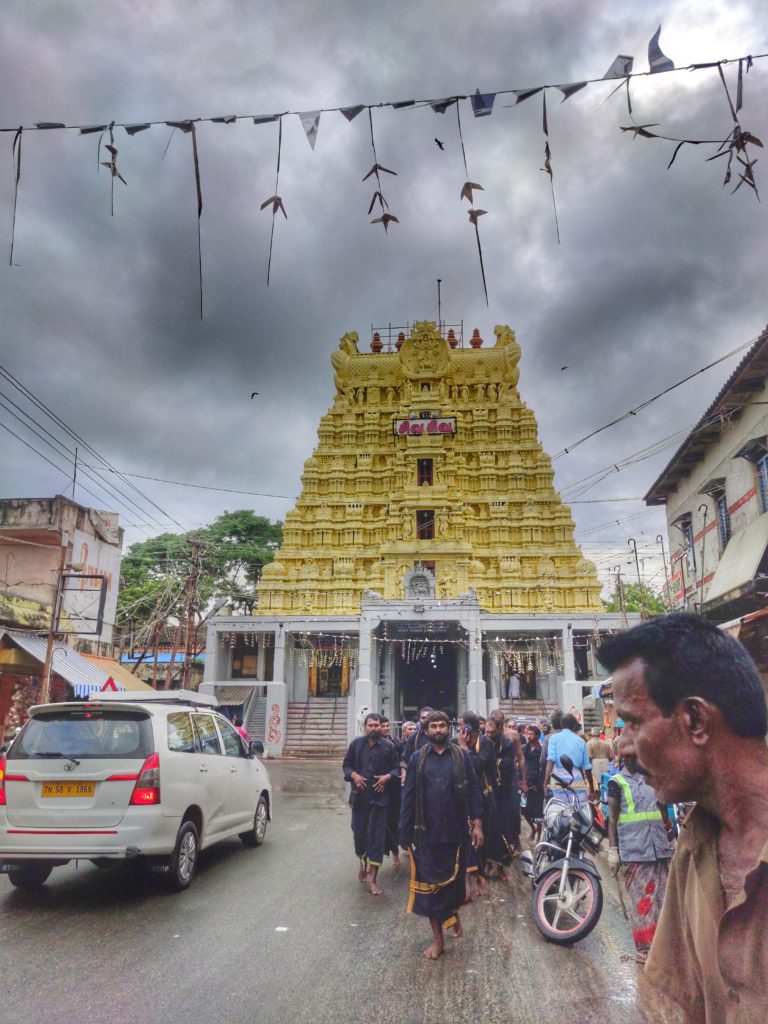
[{"x1": 41, "y1": 781, "x2": 96, "y2": 798}]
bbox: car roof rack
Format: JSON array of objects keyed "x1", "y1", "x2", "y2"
[{"x1": 93, "y1": 689, "x2": 219, "y2": 708}]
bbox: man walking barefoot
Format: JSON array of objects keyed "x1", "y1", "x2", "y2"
[
  {"x1": 342, "y1": 712, "x2": 399, "y2": 895},
  {"x1": 399, "y1": 711, "x2": 484, "y2": 959}
]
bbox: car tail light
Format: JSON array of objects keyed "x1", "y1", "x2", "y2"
[{"x1": 129, "y1": 752, "x2": 161, "y2": 805}]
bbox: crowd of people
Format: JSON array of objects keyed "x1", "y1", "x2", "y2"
[{"x1": 342, "y1": 613, "x2": 768, "y2": 1021}]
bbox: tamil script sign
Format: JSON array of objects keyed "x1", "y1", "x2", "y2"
[{"x1": 394, "y1": 417, "x2": 456, "y2": 436}]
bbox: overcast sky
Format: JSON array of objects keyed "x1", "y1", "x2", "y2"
[{"x1": 1, "y1": 0, "x2": 766, "y2": 597}]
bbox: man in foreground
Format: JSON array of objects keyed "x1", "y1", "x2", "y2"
[
  {"x1": 399, "y1": 711, "x2": 484, "y2": 959},
  {"x1": 342, "y1": 712, "x2": 400, "y2": 895},
  {"x1": 598, "y1": 613, "x2": 768, "y2": 1021}
]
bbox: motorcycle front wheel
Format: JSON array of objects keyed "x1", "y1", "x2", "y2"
[{"x1": 532, "y1": 866, "x2": 603, "y2": 945}]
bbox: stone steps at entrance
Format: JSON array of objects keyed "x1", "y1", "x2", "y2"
[
  {"x1": 497, "y1": 699, "x2": 559, "y2": 720},
  {"x1": 283, "y1": 697, "x2": 349, "y2": 758}
]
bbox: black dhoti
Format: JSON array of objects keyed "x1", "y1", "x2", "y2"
[
  {"x1": 351, "y1": 801, "x2": 387, "y2": 867},
  {"x1": 407, "y1": 841, "x2": 468, "y2": 928}
]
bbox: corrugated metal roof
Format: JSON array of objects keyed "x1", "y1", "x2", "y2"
[
  {"x1": 82, "y1": 655, "x2": 154, "y2": 692},
  {"x1": 0, "y1": 629, "x2": 118, "y2": 690}
]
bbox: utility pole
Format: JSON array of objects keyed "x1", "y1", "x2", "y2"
[
  {"x1": 613, "y1": 565, "x2": 628, "y2": 629},
  {"x1": 182, "y1": 539, "x2": 205, "y2": 690},
  {"x1": 656, "y1": 533, "x2": 671, "y2": 608},
  {"x1": 39, "y1": 531, "x2": 69, "y2": 704},
  {"x1": 628, "y1": 538, "x2": 645, "y2": 619}
]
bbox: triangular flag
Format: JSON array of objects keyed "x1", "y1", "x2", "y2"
[
  {"x1": 80, "y1": 124, "x2": 110, "y2": 135},
  {"x1": 124, "y1": 123, "x2": 151, "y2": 135},
  {"x1": 165, "y1": 120, "x2": 194, "y2": 132},
  {"x1": 35, "y1": 122, "x2": 65, "y2": 129},
  {"x1": 471, "y1": 89, "x2": 496, "y2": 117},
  {"x1": 431, "y1": 98, "x2": 457, "y2": 114},
  {"x1": 603, "y1": 55, "x2": 634, "y2": 79},
  {"x1": 648, "y1": 26, "x2": 674, "y2": 73},
  {"x1": 512, "y1": 87, "x2": 543, "y2": 105},
  {"x1": 391, "y1": 100, "x2": 415, "y2": 109},
  {"x1": 253, "y1": 114, "x2": 279, "y2": 125},
  {"x1": 211, "y1": 115, "x2": 237, "y2": 124},
  {"x1": 298, "y1": 110, "x2": 321, "y2": 149},
  {"x1": 556, "y1": 81, "x2": 588, "y2": 101},
  {"x1": 340, "y1": 105, "x2": 365, "y2": 122}
]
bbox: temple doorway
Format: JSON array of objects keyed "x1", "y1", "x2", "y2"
[{"x1": 396, "y1": 645, "x2": 458, "y2": 721}]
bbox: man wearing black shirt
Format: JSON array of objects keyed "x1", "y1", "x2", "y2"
[
  {"x1": 342, "y1": 712, "x2": 400, "y2": 895},
  {"x1": 400, "y1": 711, "x2": 484, "y2": 959}
]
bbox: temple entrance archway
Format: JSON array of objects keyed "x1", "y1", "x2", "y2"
[{"x1": 395, "y1": 644, "x2": 458, "y2": 721}]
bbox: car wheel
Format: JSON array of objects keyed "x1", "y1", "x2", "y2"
[
  {"x1": 164, "y1": 820, "x2": 199, "y2": 892},
  {"x1": 240, "y1": 795, "x2": 268, "y2": 848},
  {"x1": 8, "y1": 862, "x2": 54, "y2": 890}
]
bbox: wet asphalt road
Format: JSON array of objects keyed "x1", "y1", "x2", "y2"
[{"x1": 0, "y1": 760, "x2": 676, "y2": 1024}]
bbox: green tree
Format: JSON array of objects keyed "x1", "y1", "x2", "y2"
[
  {"x1": 603, "y1": 582, "x2": 667, "y2": 615},
  {"x1": 117, "y1": 511, "x2": 283, "y2": 655}
]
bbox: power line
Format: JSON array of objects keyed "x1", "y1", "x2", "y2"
[
  {"x1": 79, "y1": 466, "x2": 294, "y2": 500},
  {"x1": 0, "y1": 364, "x2": 184, "y2": 529},
  {"x1": 553, "y1": 334, "x2": 760, "y2": 461}
]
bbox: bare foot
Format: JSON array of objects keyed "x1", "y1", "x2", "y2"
[
  {"x1": 392, "y1": 853, "x2": 401, "y2": 867},
  {"x1": 424, "y1": 941, "x2": 444, "y2": 959},
  {"x1": 448, "y1": 920, "x2": 464, "y2": 938},
  {"x1": 367, "y1": 871, "x2": 383, "y2": 895},
  {"x1": 358, "y1": 862, "x2": 367, "y2": 883}
]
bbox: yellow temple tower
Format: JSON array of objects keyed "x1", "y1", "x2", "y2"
[{"x1": 257, "y1": 321, "x2": 602, "y2": 615}]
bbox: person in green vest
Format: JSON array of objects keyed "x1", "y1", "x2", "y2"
[{"x1": 607, "y1": 759, "x2": 674, "y2": 963}]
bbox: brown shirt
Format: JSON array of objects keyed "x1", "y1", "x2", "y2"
[
  {"x1": 643, "y1": 806, "x2": 768, "y2": 1023},
  {"x1": 586, "y1": 737, "x2": 613, "y2": 761}
]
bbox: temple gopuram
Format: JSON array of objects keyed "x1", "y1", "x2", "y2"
[{"x1": 204, "y1": 322, "x2": 633, "y2": 755}]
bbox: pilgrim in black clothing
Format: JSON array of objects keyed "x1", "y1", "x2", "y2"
[
  {"x1": 483, "y1": 717, "x2": 519, "y2": 877},
  {"x1": 380, "y1": 717, "x2": 402, "y2": 867},
  {"x1": 342, "y1": 713, "x2": 400, "y2": 895},
  {"x1": 457, "y1": 710, "x2": 496, "y2": 897},
  {"x1": 399, "y1": 711, "x2": 484, "y2": 960}
]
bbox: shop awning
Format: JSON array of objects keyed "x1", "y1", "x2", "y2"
[{"x1": 704, "y1": 513, "x2": 768, "y2": 608}]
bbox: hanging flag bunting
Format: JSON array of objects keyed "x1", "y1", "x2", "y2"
[
  {"x1": 430, "y1": 98, "x2": 458, "y2": 114},
  {"x1": 98, "y1": 123, "x2": 127, "y2": 216},
  {"x1": 35, "y1": 122, "x2": 65, "y2": 129},
  {"x1": 365, "y1": 107, "x2": 399, "y2": 232},
  {"x1": 260, "y1": 116, "x2": 286, "y2": 284},
  {"x1": 603, "y1": 55, "x2": 634, "y2": 79},
  {"x1": 253, "y1": 114, "x2": 279, "y2": 125},
  {"x1": 511, "y1": 87, "x2": 543, "y2": 105},
  {"x1": 340, "y1": 105, "x2": 364, "y2": 122},
  {"x1": 211, "y1": 115, "x2": 237, "y2": 124},
  {"x1": 298, "y1": 111, "x2": 321, "y2": 149},
  {"x1": 541, "y1": 92, "x2": 561, "y2": 244},
  {"x1": 556, "y1": 81, "x2": 588, "y2": 101},
  {"x1": 707, "y1": 63, "x2": 762, "y2": 198},
  {"x1": 456, "y1": 102, "x2": 488, "y2": 304},
  {"x1": 648, "y1": 26, "x2": 675, "y2": 74},
  {"x1": 79, "y1": 124, "x2": 110, "y2": 135},
  {"x1": 124, "y1": 123, "x2": 151, "y2": 135},
  {"x1": 471, "y1": 89, "x2": 495, "y2": 117},
  {"x1": 391, "y1": 100, "x2": 416, "y2": 109},
  {"x1": 9, "y1": 127, "x2": 22, "y2": 267},
  {"x1": 165, "y1": 120, "x2": 195, "y2": 132}
]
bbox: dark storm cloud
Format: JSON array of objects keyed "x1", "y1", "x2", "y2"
[{"x1": 1, "y1": 0, "x2": 766, "y2": 594}]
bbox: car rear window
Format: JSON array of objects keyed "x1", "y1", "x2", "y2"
[{"x1": 12, "y1": 709, "x2": 154, "y2": 761}]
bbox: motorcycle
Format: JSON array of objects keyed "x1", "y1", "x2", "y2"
[{"x1": 519, "y1": 754, "x2": 608, "y2": 945}]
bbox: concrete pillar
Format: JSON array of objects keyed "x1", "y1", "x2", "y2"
[
  {"x1": 349, "y1": 618, "x2": 377, "y2": 740},
  {"x1": 264, "y1": 682, "x2": 286, "y2": 757},
  {"x1": 203, "y1": 624, "x2": 228, "y2": 682},
  {"x1": 273, "y1": 625, "x2": 286, "y2": 682},
  {"x1": 562, "y1": 624, "x2": 576, "y2": 682},
  {"x1": 256, "y1": 637, "x2": 266, "y2": 681},
  {"x1": 466, "y1": 623, "x2": 485, "y2": 717}
]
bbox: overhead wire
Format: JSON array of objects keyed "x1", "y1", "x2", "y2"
[
  {"x1": 0, "y1": 364, "x2": 184, "y2": 529},
  {"x1": 552, "y1": 333, "x2": 760, "y2": 461}
]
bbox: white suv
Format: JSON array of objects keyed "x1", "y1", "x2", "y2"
[{"x1": 0, "y1": 690, "x2": 272, "y2": 892}]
